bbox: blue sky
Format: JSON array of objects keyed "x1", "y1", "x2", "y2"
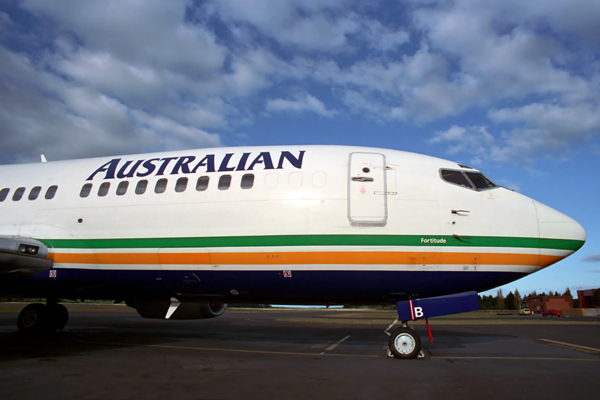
[{"x1": 1, "y1": 0, "x2": 599, "y2": 297}]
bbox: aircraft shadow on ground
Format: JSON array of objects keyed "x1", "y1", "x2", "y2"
[
  {"x1": 411, "y1": 327, "x2": 514, "y2": 350},
  {"x1": 0, "y1": 312, "x2": 514, "y2": 360}
]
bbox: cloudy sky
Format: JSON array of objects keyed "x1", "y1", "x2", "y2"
[{"x1": 1, "y1": 0, "x2": 599, "y2": 296}]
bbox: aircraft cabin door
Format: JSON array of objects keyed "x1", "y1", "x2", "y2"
[{"x1": 348, "y1": 152, "x2": 387, "y2": 225}]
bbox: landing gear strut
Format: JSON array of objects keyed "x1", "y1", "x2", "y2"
[{"x1": 17, "y1": 301, "x2": 69, "y2": 333}]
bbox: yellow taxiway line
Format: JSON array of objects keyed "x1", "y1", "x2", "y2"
[
  {"x1": 76, "y1": 340, "x2": 600, "y2": 362},
  {"x1": 540, "y1": 339, "x2": 600, "y2": 355}
]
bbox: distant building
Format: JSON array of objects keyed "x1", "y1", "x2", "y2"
[
  {"x1": 577, "y1": 289, "x2": 600, "y2": 308},
  {"x1": 526, "y1": 296, "x2": 573, "y2": 314}
]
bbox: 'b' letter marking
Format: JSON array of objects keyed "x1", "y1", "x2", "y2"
[{"x1": 414, "y1": 307, "x2": 424, "y2": 319}]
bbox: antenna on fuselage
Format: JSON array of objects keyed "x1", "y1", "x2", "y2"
[{"x1": 41, "y1": 154, "x2": 47, "y2": 163}]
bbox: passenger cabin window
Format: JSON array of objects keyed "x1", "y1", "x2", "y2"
[
  {"x1": 289, "y1": 172, "x2": 302, "y2": 187},
  {"x1": 240, "y1": 174, "x2": 254, "y2": 189},
  {"x1": 312, "y1": 172, "x2": 327, "y2": 187},
  {"x1": 218, "y1": 175, "x2": 231, "y2": 190},
  {"x1": 13, "y1": 187, "x2": 25, "y2": 201},
  {"x1": 80, "y1": 183, "x2": 92, "y2": 198},
  {"x1": 116, "y1": 181, "x2": 129, "y2": 196},
  {"x1": 155, "y1": 178, "x2": 168, "y2": 194},
  {"x1": 45, "y1": 185, "x2": 58, "y2": 200},
  {"x1": 0, "y1": 188, "x2": 9, "y2": 202},
  {"x1": 175, "y1": 177, "x2": 188, "y2": 193},
  {"x1": 135, "y1": 180, "x2": 148, "y2": 195},
  {"x1": 440, "y1": 169, "x2": 498, "y2": 191},
  {"x1": 98, "y1": 182, "x2": 110, "y2": 197},
  {"x1": 264, "y1": 173, "x2": 278, "y2": 188},
  {"x1": 196, "y1": 176, "x2": 209, "y2": 191},
  {"x1": 28, "y1": 186, "x2": 41, "y2": 200}
]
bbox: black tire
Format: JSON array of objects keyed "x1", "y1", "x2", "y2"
[
  {"x1": 388, "y1": 327, "x2": 421, "y2": 359},
  {"x1": 47, "y1": 304, "x2": 69, "y2": 331},
  {"x1": 17, "y1": 303, "x2": 48, "y2": 333}
]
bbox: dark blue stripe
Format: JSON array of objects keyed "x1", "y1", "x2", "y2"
[{"x1": 3, "y1": 269, "x2": 524, "y2": 304}]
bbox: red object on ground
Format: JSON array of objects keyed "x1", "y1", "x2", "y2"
[{"x1": 541, "y1": 309, "x2": 562, "y2": 317}]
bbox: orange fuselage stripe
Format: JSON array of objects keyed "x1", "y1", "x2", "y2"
[{"x1": 49, "y1": 251, "x2": 562, "y2": 267}]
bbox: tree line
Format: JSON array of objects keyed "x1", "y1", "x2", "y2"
[{"x1": 478, "y1": 288, "x2": 600, "y2": 310}]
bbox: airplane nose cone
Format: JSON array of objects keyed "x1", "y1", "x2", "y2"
[{"x1": 533, "y1": 200, "x2": 586, "y2": 250}]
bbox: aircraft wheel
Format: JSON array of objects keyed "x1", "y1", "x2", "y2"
[
  {"x1": 388, "y1": 327, "x2": 421, "y2": 359},
  {"x1": 17, "y1": 303, "x2": 48, "y2": 333},
  {"x1": 47, "y1": 304, "x2": 69, "y2": 331}
]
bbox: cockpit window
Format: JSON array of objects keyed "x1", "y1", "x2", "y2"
[
  {"x1": 440, "y1": 169, "x2": 498, "y2": 191},
  {"x1": 441, "y1": 170, "x2": 473, "y2": 189},
  {"x1": 465, "y1": 172, "x2": 497, "y2": 190}
]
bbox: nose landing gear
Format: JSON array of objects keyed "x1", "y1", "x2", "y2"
[{"x1": 386, "y1": 291, "x2": 480, "y2": 359}]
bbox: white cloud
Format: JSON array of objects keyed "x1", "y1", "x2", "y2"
[
  {"x1": 0, "y1": 36, "x2": 223, "y2": 163},
  {"x1": 131, "y1": 111, "x2": 222, "y2": 151},
  {"x1": 206, "y1": 0, "x2": 408, "y2": 53},
  {"x1": 362, "y1": 19, "x2": 410, "y2": 52},
  {"x1": 206, "y1": 0, "x2": 354, "y2": 51},
  {"x1": 2, "y1": 0, "x2": 600, "y2": 165},
  {"x1": 408, "y1": 0, "x2": 600, "y2": 162},
  {"x1": 410, "y1": 4, "x2": 594, "y2": 115},
  {"x1": 56, "y1": 51, "x2": 165, "y2": 105},
  {"x1": 427, "y1": 100, "x2": 600, "y2": 164},
  {"x1": 23, "y1": 0, "x2": 226, "y2": 75},
  {"x1": 339, "y1": 89, "x2": 407, "y2": 121},
  {"x1": 266, "y1": 93, "x2": 335, "y2": 117},
  {"x1": 488, "y1": 103, "x2": 600, "y2": 163},
  {"x1": 428, "y1": 125, "x2": 498, "y2": 164},
  {"x1": 0, "y1": 1, "x2": 232, "y2": 163}
]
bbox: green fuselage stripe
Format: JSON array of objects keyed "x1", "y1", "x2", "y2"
[{"x1": 39, "y1": 235, "x2": 584, "y2": 251}]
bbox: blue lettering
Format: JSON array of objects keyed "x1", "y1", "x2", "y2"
[
  {"x1": 218, "y1": 153, "x2": 236, "y2": 172},
  {"x1": 116, "y1": 160, "x2": 144, "y2": 179},
  {"x1": 171, "y1": 156, "x2": 196, "y2": 175},
  {"x1": 86, "y1": 158, "x2": 121, "y2": 180},
  {"x1": 236, "y1": 153, "x2": 251, "y2": 171},
  {"x1": 136, "y1": 158, "x2": 160, "y2": 177},
  {"x1": 156, "y1": 157, "x2": 178, "y2": 176},
  {"x1": 191, "y1": 155, "x2": 216, "y2": 173},
  {"x1": 277, "y1": 151, "x2": 305, "y2": 169},
  {"x1": 247, "y1": 152, "x2": 274, "y2": 170},
  {"x1": 89, "y1": 150, "x2": 305, "y2": 180}
]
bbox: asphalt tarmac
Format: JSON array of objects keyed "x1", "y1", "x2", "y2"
[{"x1": 1, "y1": 303, "x2": 599, "y2": 400}]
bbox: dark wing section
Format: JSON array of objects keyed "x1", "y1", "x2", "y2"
[{"x1": 0, "y1": 235, "x2": 53, "y2": 279}]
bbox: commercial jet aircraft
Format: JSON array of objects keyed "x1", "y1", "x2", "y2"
[{"x1": 0, "y1": 145, "x2": 586, "y2": 358}]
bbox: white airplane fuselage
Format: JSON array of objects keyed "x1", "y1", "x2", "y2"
[{"x1": 0, "y1": 145, "x2": 586, "y2": 305}]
